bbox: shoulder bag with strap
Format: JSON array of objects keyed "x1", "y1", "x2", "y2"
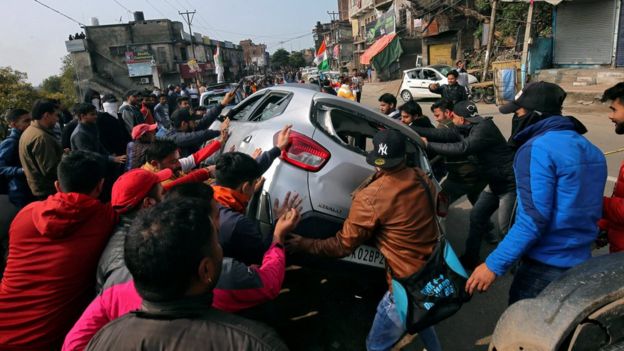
[{"x1": 391, "y1": 172, "x2": 471, "y2": 334}]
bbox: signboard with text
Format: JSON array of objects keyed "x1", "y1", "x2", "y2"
[{"x1": 366, "y1": 6, "x2": 396, "y2": 45}]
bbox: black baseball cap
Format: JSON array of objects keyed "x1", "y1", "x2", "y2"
[
  {"x1": 366, "y1": 129, "x2": 406, "y2": 169},
  {"x1": 453, "y1": 100, "x2": 480, "y2": 122},
  {"x1": 499, "y1": 81, "x2": 567, "y2": 114}
]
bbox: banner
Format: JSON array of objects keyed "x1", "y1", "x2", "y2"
[{"x1": 366, "y1": 5, "x2": 396, "y2": 45}]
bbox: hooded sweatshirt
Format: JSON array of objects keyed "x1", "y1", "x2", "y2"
[{"x1": 0, "y1": 192, "x2": 117, "y2": 351}]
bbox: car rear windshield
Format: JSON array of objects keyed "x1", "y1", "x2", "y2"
[{"x1": 313, "y1": 104, "x2": 425, "y2": 168}]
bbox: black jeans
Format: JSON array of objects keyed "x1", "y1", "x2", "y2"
[
  {"x1": 464, "y1": 186, "x2": 516, "y2": 262},
  {"x1": 441, "y1": 178, "x2": 487, "y2": 206}
]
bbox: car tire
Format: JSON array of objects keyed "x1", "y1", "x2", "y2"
[{"x1": 400, "y1": 90, "x2": 413, "y2": 102}]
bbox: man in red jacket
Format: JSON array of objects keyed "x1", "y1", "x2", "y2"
[
  {"x1": 599, "y1": 82, "x2": 624, "y2": 252},
  {"x1": 0, "y1": 150, "x2": 117, "y2": 351}
]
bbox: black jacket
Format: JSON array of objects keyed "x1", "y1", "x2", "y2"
[
  {"x1": 412, "y1": 116, "x2": 516, "y2": 195},
  {"x1": 429, "y1": 83, "x2": 468, "y2": 105},
  {"x1": 97, "y1": 112, "x2": 131, "y2": 156},
  {"x1": 70, "y1": 123, "x2": 113, "y2": 162},
  {"x1": 85, "y1": 295, "x2": 288, "y2": 351}
]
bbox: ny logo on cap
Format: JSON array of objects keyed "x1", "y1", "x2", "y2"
[{"x1": 378, "y1": 143, "x2": 388, "y2": 156}]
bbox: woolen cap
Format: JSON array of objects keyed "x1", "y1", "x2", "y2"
[
  {"x1": 499, "y1": 81, "x2": 567, "y2": 114},
  {"x1": 111, "y1": 168, "x2": 172, "y2": 214}
]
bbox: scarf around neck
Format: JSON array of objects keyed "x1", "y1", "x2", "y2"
[{"x1": 212, "y1": 185, "x2": 250, "y2": 213}]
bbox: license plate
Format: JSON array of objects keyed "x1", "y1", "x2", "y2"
[{"x1": 341, "y1": 245, "x2": 385, "y2": 269}]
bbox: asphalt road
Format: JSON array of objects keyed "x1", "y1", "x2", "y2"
[{"x1": 269, "y1": 84, "x2": 619, "y2": 351}]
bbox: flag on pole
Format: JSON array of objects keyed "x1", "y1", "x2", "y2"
[{"x1": 314, "y1": 39, "x2": 329, "y2": 71}]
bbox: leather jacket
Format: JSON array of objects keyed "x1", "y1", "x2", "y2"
[{"x1": 301, "y1": 166, "x2": 438, "y2": 282}]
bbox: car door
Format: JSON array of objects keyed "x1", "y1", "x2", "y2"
[{"x1": 403, "y1": 69, "x2": 422, "y2": 98}]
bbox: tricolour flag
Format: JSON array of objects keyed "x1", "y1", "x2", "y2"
[{"x1": 314, "y1": 39, "x2": 329, "y2": 71}]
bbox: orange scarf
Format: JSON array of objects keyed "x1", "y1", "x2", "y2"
[{"x1": 212, "y1": 186, "x2": 250, "y2": 213}]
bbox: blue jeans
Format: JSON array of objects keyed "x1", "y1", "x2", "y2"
[
  {"x1": 508, "y1": 258, "x2": 570, "y2": 305},
  {"x1": 366, "y1": 291, "x2": 442, "y2": 351}
]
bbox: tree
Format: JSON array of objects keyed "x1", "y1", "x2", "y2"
[
  {"x1": 0, "y1": 67, "x2": 39, "y2": 112},
  {"x1": 40, "y1": 75, "x2": 63, "y2": 94},
  {"x1": 271, "y1": 49, "x2": 290, "y2": 70},
  {"x1": 288, "y1": 52, "x2": 306, "y2": 69}
]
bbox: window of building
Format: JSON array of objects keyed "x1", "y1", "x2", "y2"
[
  {"x1": 399, "y1": 9, "x2": 407, "y2": 26},
  {"x1": 109, "y1": 46, "x2": 125, "y2": 57},
  {"x1": 156, "y1": 47, "x2": 167, "y2": 64},
  {"x1": 180, "y1": 47, "x2": 188, "y2": 61}
]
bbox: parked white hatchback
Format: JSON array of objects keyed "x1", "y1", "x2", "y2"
[{"x1": 399, "y1": 64, "x2": 479, "y2": 102}]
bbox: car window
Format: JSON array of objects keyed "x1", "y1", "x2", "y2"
[
  {"x1": 408, "y1": 70, "x2": 420, "y2": 79},
  {"x1": 437, "y1": 65, "x2": 452, "y2": 76},
  {"x1": 423, "y1": 69, "x2": 438, "y2": 81},
  {"x1": 202, "y1": 93, "x2": 226, "y2": 107},
  {"x1": 229, "y1": 94, "x2": 264, "y2": 121},
  {"x1": 248, "y1": 93, "x2": 291, "y2": 122}
]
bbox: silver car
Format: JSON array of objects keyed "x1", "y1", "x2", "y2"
[{"x1": 211, "y1": 85, "x2": 446, "y2": 269}]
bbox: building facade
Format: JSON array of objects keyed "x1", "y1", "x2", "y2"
[
  {"x1": 66, "y1": 12, "x2": 243, "y2": 97},
  {"x1": 240, "y1": 39, "x2": 269, "y2": 74}
]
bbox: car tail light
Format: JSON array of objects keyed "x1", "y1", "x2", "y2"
[
  {"x1": 276, "y1": 130, "x2": 330, "y2": 172},
  {"x1": 437, "y1": 191, "x2": 449, "y2": 218}
]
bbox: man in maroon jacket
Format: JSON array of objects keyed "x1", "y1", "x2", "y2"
[{"x1": 0, "y1": 151, "x2": 117, "y2": 351}]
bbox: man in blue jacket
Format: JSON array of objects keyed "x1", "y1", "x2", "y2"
[
  {"x1": 466, "y1": 82, "x2": 607, "y2": 304},
  {"x1": 0, "y1": 109, "x2": 33, "y2": 208}
]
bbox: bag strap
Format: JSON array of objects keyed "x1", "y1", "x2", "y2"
[{"x1": 414, "y1": 172, "x2": 443, "y2": 240}]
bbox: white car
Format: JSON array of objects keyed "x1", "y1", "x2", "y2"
[{"x1": 399, "y1": 65, "x2": 478, "y2": 102}]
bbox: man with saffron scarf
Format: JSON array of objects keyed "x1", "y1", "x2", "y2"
[{"x1": 213, "y1": 125, "x2": 298, "y2": 265}]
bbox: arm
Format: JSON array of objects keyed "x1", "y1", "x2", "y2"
[
  {"x1": 0, "y1": 139, "x2": 23, "y2": 178},
  {"x1": 196, "y1": 104, "x2": 224, "y2": 131},
  {"x1": 153, "y1": 105, "x2": 171, "y2": 129},
  {"x1": 212, "y1": 244, "x2": 286, "y2": 312},
  {"x1": 62, "y1": 293, "x2": 111, "y2": 351},
  {"x1": 121, "y1": 109, "x2": 134, "y2": 135},
  {"x1": 426, "y1": 122, "x2": 497, "y2": 157},
  {"x1": 256, "y1": 147, "x2": 281, "y2": 174},
  {"x1": 601, "y1": 196, "x2": 624, "y2": 226},
  {"x1": 302, "y1": 195, "x2": 376, "y2": 258},
  {"x1": 410, "y1": 125, "x2": 461, "y2": 143},
  {"x1": 485, "y1": 145, "x2": 554, "y2": 276},
  {"x1": 163, "y1": 168, "x2": 211, "y2": 191},
  {"x1": 167, "y1": 129, "x2": 220, "y2": 148},
  {"x1": 429, "y1": 84, "x2": 444, "y2": 94}
]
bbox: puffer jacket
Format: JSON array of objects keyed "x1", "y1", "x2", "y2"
[
  {"x1": 0, "y1": 128, "x2": 32, "y2": 207},
  {"x1": 65, "y1": 244, "x2": 286, "y2": 351},
  {"x1": 300, "y1": 166, "x2": 438, "y2": 284},
  {"x1": 0, "y1": 192, "x2": 116, "y2": 351},
  {"x1": 486, "y1": 116, "x2": 607, "y2": 276},
  {"x1": 600, "y1": 161, "x2": 624, "y2": 252},
  {"x1": 413, "y1": 116, "x2": 516, "y2": 195}
]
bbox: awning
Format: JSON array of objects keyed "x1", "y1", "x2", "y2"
[
  {"x1": 360, "y1": 33, "x2": 397, "y2": 65},
  {"x1": 372, "y1": 36, "x2": 402, "y2": 72}
]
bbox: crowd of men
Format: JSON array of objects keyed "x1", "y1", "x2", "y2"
[{"x1": 0, "y1": 75, "x2": 623, "y2": 350}]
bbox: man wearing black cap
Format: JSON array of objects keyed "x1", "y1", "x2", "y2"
[
  {"x1": 412, "y1": 101, "x2": 517, "y2": 269},
  {"x1": 466, "y1": 82, "x2": 607, "y2": 305},
  {"x1": 287, "y1": 129, "x2": 442, "y2": 351},
  {"x1": 119, "y1": 90, "x2": 144, "y2": 135}
]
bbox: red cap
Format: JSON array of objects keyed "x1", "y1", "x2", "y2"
[
  {"x1": 111, "y1": 168, "x2": 173, "y2": 214},
  {"x1": 131, "y1": 123, "x2": 158, "y2": 140}
]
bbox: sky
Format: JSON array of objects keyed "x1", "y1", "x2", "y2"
[{"x1": 0, "y1": 0, "x2": 338, "y2": 85}]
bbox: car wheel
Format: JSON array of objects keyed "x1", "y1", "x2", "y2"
[{"x1": 400, "y1": 90, "x2": 413, "y2": 102}]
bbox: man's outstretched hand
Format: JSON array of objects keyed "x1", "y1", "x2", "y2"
[
  {"x1": 273, "y1": 191, "x2": 303, "y2": 221},
  {"x1": 273, "y1": 208, "x2": 301, "y2": 244},
  {"x1": 275, "y1": 125, "x2": 293, "y2": 151},
  {"x1": 465, "y1": 263, "x2": 496, "y2": 295}
]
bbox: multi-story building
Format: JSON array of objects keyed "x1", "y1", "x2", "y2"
[
  {"x1": 348, "y1": 0, "x2": 424, "y2": 77},
  {"x1": 66, "y1": 12, "x2": 243, "y2": 97},
  {"x1": 239, "y1": 39, "x2": 269, "y2": 74},
  {"x1": 313, "y1": 20, "x2": 354, "y2": 72}
]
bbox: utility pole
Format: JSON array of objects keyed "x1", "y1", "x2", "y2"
[
  {"x1": 179, "y1": 10, "x2": 201, "y2": 84},
  {"x1": 520, "y1": 1, "x2": 534, "y2": 88},
  {"x1": 482, "y1": 0, "x2": 498, "y2": 82},
  {"x1": 327, "y1": 11, "x2": 339, "y2": 21},
  {"x1": 178, "y1": 10, "x2": 197, "y2": 60}
]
